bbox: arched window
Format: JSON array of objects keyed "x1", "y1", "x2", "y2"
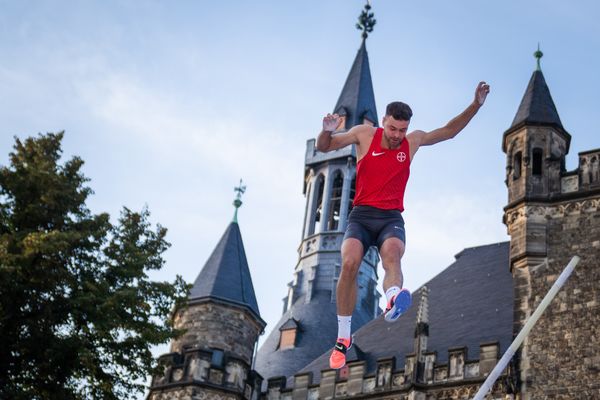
[
  {"x1": 309, "y1": 175, "x2": 325, "y2": 235},
  {"x1": 591, "y1": 156, "x2": 599, "y2": 183},
  {"x1": 327, "y1": 171, "x2": 344, "y2": 231},
  {"x1": 514, "y1": 152, "x2": 522, "y2": 180},
  {"x1": 532, "y1": 148, "x2": 543, "y2": 176}
]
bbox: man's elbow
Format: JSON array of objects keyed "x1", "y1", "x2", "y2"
[
  {"x1": 443, "y1": 125, "x2": 460, "y2": 140},
  {"x1": 316, "y1": 138, "x2": 332, "y2": 152}
]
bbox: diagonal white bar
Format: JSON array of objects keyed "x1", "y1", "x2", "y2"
[{"x1": 471, "y1": 255, "x2": 581, "y2": 400}]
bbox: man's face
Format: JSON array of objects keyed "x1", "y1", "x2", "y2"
[{"x1": 382, "y1": 116, "x2": 410, "y2": 149}]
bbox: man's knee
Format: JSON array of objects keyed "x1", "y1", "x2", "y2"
[
  {"x1": 341, "y1": 238, "x2": 364, "y2": 273},
  {"x1": 380, "y1": 238, "x2": 405, "y2": 266},
  {"x1": 341, "y1": 256, "x2": 362, "y2": 278}
]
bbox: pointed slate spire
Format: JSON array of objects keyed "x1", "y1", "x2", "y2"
[
  {"x1": 504, "y1": 47, "x2": 570, "y2": 151},
  {"x1": 507, "y1": 49, "x2": 565, "y2": 130},
  {"x1": 333, "y1": 3, "x2": 378, "y2": 129},
  {"x1": 188, "y1": 186, "x2": 260, "y2": 319}
]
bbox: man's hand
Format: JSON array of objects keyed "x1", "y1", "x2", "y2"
[
  {"x1": 475, "y1": 81, "x2": 490, "y2": 106},
  {"x1": 323, "y1": 113, "x2": 340, "y2": 132}
]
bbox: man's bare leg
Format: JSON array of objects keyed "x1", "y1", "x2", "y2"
[
  {"x1": 379, "y1": 237, "x2": 405, "y2": 291},
  {"x1": 330, "y1": 238, "x2": 364, "y2": 369},
  {"x1": 379, "y1": 237, "x2": 411, "y2": 322},
  {"x1": 336, "y1": 238, "x2": 364, "y2": 315}
]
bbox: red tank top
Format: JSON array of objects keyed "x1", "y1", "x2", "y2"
[{"x1": 353, "y1": 127, "x2": 411, "y2": 211}]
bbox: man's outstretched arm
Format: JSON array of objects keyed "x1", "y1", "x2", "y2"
[
  {"x1": 316, "y1": 113, "x2": 360, "y2": 152},
  {"x1": 414, "y1": 81, "x2": 490, "y2": 147}
]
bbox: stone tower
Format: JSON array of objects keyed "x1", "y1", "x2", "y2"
[
  {"x1": 503, "y1": 50, "x2": 600, "y2": 399},
  {"x1": 254, "y1": 12, "x2": 381, "y2": 385},
  {"x1": 148, "y1": 184, "x2": 266, "y2": 400}
]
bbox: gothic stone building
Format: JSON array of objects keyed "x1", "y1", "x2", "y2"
[{"x1": 146, "y1": 39, "x2": 600, "y2": 400}]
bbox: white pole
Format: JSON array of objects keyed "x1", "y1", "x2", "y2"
[{"x1": 471, "y1": 255, "x2": 580, "y2": 400}]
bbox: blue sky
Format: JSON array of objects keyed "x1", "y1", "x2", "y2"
[{"x1": 1, "y1": 0, "x2": 599, "y2": 395}]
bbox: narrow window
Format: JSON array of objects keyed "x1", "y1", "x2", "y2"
[
  {"x1": 532, "y1": 148, "x2": 543, "y2": 176},
  {"x1": 327, "y1": 171, "x2": 344, "y2": 231},
  {"x1": 211, "y1": 349, "x2": 224, "y2": 367},
  {"x1": 591, "y1": 156, "x2": 599, "y2": 183},
  {"x1": 514, "y1": 152, "x2": 522, "y2": 179},
  {"x1": 309, "y1": 175, "x2": 324, "y2": 235}
]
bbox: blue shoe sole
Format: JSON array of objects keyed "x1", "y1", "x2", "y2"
[{"x1": 384, "y1": 290, "x2": 412, "y2": 322}]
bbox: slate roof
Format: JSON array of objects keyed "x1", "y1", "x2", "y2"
[
  {"x1": 504, "y1": 69, "x2": 571, "y2": 151},
  {"x1": 333, "y1": 39, "x2": 379, "y2": 129},
  {"x1": 299, "y1": 242, "x2": 513, "y2": 383},
  {"x1": 189, "y1": 222, "x2": 261, "y2": 319},
  {"x1": 254, "y1": 291, "x2": 374, "y2": 387}
]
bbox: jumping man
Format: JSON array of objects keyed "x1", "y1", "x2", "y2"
[{"x1": 317, "y1": 82, "x2": 491, "y2": 369}]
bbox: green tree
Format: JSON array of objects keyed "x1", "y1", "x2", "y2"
[{"x1": 0, "y1": 132, "x2": 189, "y2": 399}]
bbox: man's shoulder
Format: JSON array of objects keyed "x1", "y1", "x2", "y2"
[
  {"x1": 407, "y1": 129, "x2": 426, "y2": 137},
  {"x1": 406, "y1": 130, "x2": 426, "y2": 144},
  {"x1": 352, "y1": 124, "x2": 377, "y2": 137},
  {"x1": 351, "y1": 123, "x2": 377, "y2": 132}
]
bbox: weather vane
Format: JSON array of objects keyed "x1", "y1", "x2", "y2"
[
  {"x1": 356, "y1": 0, "x2": 376, "y2": 40},
  {"x1": 534, "y1": 43, "x2": 543, "y2": 71},
  {"x1": 232, "y1": 179, "x2": 246, "y2": 223}
]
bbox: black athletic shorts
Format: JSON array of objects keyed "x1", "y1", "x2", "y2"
[{"x1": 343, "y1": 205, "x2": 406, "y2": 251}]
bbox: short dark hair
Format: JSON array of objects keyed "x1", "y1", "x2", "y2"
[{"x1": 385, "y1": 102, "x2": 413, "y2": 121}]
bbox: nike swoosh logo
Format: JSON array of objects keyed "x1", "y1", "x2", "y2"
[{"x1": 372, "y1": 151, "x2": 385, "y2": 156}]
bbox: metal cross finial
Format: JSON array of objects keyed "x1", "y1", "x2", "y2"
[
  {"x1": 356, "y1": 0, "x2": 376, "y2": 40},
  {"x1": 534, "y1": 43, "x2": 544, "y2": 71},
  {"x1": 233, "y1": 179, "x2": 246, "y2": 223}
]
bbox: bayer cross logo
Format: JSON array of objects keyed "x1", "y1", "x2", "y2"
[{"x1": 397, "y1": 152, "x2": 407, "y2": 162}]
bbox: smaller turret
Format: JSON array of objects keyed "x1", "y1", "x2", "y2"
[{"x1": 147, "y1": 183, "x2": 265, "y2": 400}]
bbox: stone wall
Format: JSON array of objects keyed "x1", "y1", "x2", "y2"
[
  {"x1": 522, "y1": 196, "x2": 600, "y2": 399},
  {"x1": 149, "y1": 347, "x2": 263, "y2": 400},
  {"x1": 262, "y1": 343, "x2": 507, "y2": 399},
  {"x1": 171, "y1": 301, "x2": 263, "y2": 366},
  {"x1": 148, "y1": 385, "x2": 239, "y2": 400}
]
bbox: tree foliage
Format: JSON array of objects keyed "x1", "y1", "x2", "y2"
[{"x1": 0, "y1": 132, "x2": 189, "y2": 399}]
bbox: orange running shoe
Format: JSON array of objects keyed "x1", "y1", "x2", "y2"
[{"x1": 329, "y1": 337, "x2": 353, "y2": 369}]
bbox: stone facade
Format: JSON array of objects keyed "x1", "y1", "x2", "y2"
[
  {"x1": 503, "y1": 125, "x2": 569, "y2": 206},
  {"x1": 503, "y1": 118, "x2": 600, "y2": 397},
  {"x1": 506, "y1": 198, "x2": 600, "y2": 399},
  {"x1": 148, "y1": 299, "x2": 265, "y2": 400},
  {"x1": 149, "y1": 346, "x2": 263, "y2": 400},
  {"x1": 170, "y1": 300, "x2": 263, "y2": 366},
  {"x1": 149, "y1": 385, "x2": 241, "y2": 400},
  {"x1": 262, "y1": 342, "x2": 508, "y2": 400}
]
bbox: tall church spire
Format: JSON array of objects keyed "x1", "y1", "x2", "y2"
[
  {"x1": 255, "y1": 3, "x2": 381, "y2": 385},
  {"x1": 333, "y1": 1, "x2": 378, "y2": 129}
]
